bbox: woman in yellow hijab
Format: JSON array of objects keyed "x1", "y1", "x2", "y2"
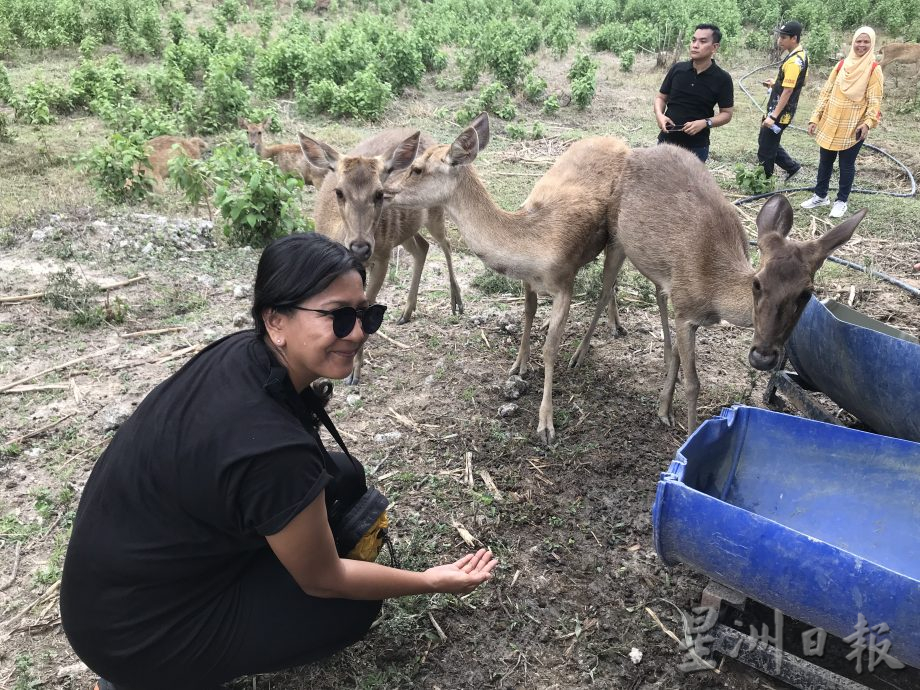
[{"x1": 801, "y1": 26, "x2": 884, "y2": 219}]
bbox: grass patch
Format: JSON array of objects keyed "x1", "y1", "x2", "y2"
[{"x1": 472, "y1": 268, "x2": 520, "y2": 296}]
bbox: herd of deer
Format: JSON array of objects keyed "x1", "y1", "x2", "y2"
[{"x1": 141, "y1": 112, "x2": 868, "y2": 443}]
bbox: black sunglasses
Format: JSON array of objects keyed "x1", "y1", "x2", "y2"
[{"x1": 291, "y1": 303, "x2": 387, "y2": 338}]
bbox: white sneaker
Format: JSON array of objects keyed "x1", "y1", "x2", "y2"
[
  {"x1": 829, "y1": 200, "x2": 848, "y2": 218},
  {"x1": 801, "y1": 194, "x2": 830, "y2": 209}
]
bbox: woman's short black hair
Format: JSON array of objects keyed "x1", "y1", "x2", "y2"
[{"x1": 251, "y1": 233, "x2": 366, "y2": 336}]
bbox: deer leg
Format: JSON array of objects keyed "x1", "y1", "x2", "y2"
[
  {"x1": 538, "y1": 288, "x2": 573, "y2": 444},
  {"x1": 396, "y1": 234, "x2": 429, "y2": 325},
  {"x1": 657, "y1": 320, "x2": 699, "y2": 429},
  {"x1": 656, "y1": 287, "x2": 673, "y2": 369},
  {"x1": 425, "y1": 209, "x2": 464, "y2": 315},
  {"x1": 510, "y1": 282, "x2": 537, "y2": 377},
  {"x1": 346, "y1": 258, "x2": 388, "y2": 386},
  {"x1": 570, "y1": 243, "x2": 626, "y2": 369}
]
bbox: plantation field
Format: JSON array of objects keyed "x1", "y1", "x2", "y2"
[{"x1": 2, "y1": 0, "x2": 919, "y2": 688}]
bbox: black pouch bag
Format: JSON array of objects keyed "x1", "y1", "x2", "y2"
[{"x1": 266, "y1": 371, "x2": 396, "y2": 566}]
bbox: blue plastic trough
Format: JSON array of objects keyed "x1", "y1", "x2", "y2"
[
  {"x1": 786, "y1": 296, "x2": 920, "y2": 443},
  {"x1": 652, "y1": 405, "x2": 920, "y2": 669}
]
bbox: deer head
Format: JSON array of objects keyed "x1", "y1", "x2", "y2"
[
  {"x1": 238, "y1": 116, "x2": 270, "y2": 154},
  {"x1": 299, "y1": 131, "x2": 422, "y2": 263},
  {"x1": 749, "y1": 195, "x2": 866, "y2": 370},
  {"x1": 384, "y1": 113, "x2": 491, "y2": 209}
]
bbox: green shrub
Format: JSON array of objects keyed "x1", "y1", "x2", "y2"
[
  {"x1": 545, "y1": 16, "x2": 577, "y2": 58},
  {"x1": 14, "y1": 78, "x2": 71, "y2": 125},
  {"x1": 204, "y1": 142, "x2": 310, "y2": 247},
  {"x1": 195, "y1": 54, "x2": 252, "y2": 133},
  {"x1": 0, "y1": 111, "x2": 13, "y2": 143},
  {"x1": 568, "y1": 54, "x2": 598, "y2": 110},
  {"x1": 506, "y1": 121, "x2": 544, "y2": 140},
  {"x1": 84, "y1": 131, "x2": 153, "y2": 203},
  {"x1": 0, "y1": 64, "x2": 12, "y2": 105},
  {"x1": 167, "y1": 12, "x2": 187, "y2": 44},
  {"x1": 472, "y1": 268, "x2": 521, "y2": 295},
  {"x1": 542, "y1": 93, "x2": 560, "y2": 115},
  {"x1": 619, "y1": 49, "x2": 635, "y2": 72},
  {"x1": 523, "y1": 73, "x2": 547, "y2": 103},
  {"x1": 734, "y1": 164, "x2": 774, "y2": 195}
]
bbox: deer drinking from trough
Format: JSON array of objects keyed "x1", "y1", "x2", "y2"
[
  {"x1": 580, "y1": 143, "x2": 866, "y2": 432},
  {"x1": 382, "y1": 113, "x2": 630, "y2": 443},
  {"x1": 238, "y1": 117, "x2": 328, "y2": 188},
  {"x1": 298, "y1": 128, "x2": 464, "y2": 385}
]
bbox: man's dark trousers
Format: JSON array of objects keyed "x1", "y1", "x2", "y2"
[{"x1": 757, "y1": 124, "x2": 798, "y2": 178}]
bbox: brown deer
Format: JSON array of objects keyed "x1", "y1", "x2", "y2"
[
  {"x1": 381, "y1": 113, "x2": 630, "y2": 443},
  {"x1": 577, "y1": 144, "x2": 866, "y2": 431},
  {"x1": 878, "y1": 42, "x2": 920, "y2": 82},
  {"x1": 140, "y1": 135, "x2": 208, "y2": 191},
  {"x1": 298, "y1": 128, "x2": 463, "y2": 385},
  {"x1": 238, "y1": 117, "x2": 328, "y2": 188}
]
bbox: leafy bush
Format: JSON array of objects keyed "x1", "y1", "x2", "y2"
[
  {"x1": 542, "y1": 94, "x2": 560, "y2": 115},
  {"x1": 84, "y1": 131, "x2": 153, "y2": 203},
  {"x1": 506, "y1": 121, "x2": 545, "y2": 139},
  {"x1": 202, "y1": 143, "x2": 309, "y2": 247},
  {"x1": 0, "y1": 64, "x2": 12, "y2": 105},
  {"x1": 544, "y1": 16, "x2": 577, "y2": 58},
  {"x1": 734, "y1": 164, "x2": 774, "y2": 194},
  {"x1": 523, "y1": 73, "x2": 547, "y2": 103},
  {"x1": 619, "y1": 49, "x2": 635, "y2": 72},
  {"x1": 14, "y1": 78, "x2": 72, "y2": 125},
  {"x1": 0, "y1": 111, "x2": 12, "y2": 143},
  {"x1": 568, "y1": 54, "x2": 598, "y2": 110},
  {"x1": 195, "y1": 53, "x2": 252, "y2": 133}
]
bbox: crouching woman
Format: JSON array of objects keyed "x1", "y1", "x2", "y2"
[{"x1": 60, "y1": 233, "x2": 497, "y2": 690}]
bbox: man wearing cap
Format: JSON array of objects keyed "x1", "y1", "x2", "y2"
[{"x1": 758, "y1": 20, "x2": 808, "y2": 180}]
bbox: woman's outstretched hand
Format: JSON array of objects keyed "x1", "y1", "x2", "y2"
[{"x1": 425, "y1": 548, "x2": 498, "y2": 595}]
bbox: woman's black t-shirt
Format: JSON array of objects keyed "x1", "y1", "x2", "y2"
[{"x1": 60, "y1": 331, "x2": 332, "y2": 671}]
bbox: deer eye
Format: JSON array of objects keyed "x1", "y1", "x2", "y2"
[
  {"x1": 334, "y1": 189, "x2": 344, "y2": 200},
  {"x1": 410, "y1": 167, "x2": 421, "y2": 176},
  {"x1": 752, "y1": 278, "x2": 762, "y2": 296},
  {"x1": 374, "y1": 190, "x2": 384, "y2": 203}
]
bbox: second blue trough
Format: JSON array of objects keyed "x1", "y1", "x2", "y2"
[{"x1": 652, "y1": 405, "x2": 920, "y2": 669}]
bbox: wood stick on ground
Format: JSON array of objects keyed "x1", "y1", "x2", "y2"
[
  {"x1": 0, "y1": 383, "x2": 71, "y2": 394},
  {"x1": 0, "y1": 542, "x2": 22, "y2": 591},
  {"x1": 375, "y1": 330, "x2": 411, "y2": 349},
  {"x1": 479, "y1": 470, "x2": 502, "y2": 500},
  {"x1": 120, "y1": 326, "x2": 186, "y2": 339},
  {"x1": 0, "y1": 345, "x2": 119, "y2": 394},
  {"x1": 154, "y1": 343, "x2": 204, "y2": 365},
  {"x1": 0, "y1": 580, "x2": 61, "y2": 637},
  {"x1": 427, "y1": 611, "x2": 448, "y2": 641},
  {"x1": 464, "y1": 451, "x2": 474, "y2": 487},
  {"x1": 0, "y1": 275, "x2": 147, "y2": 304},
  {"x1": 5, "y1": 412, "x2": 76, "y2": 446}
]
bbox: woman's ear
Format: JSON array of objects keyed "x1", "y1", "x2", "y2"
[{"x1": 262, "y1": 308, "x2": 287, "y2": 346}]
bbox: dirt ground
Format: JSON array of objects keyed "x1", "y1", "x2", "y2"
[{"x1": 2, "y1": 41, "x2": 920, "y2": 690}]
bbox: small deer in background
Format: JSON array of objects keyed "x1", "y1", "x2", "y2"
[
  {"x1": 579, "y1": 144, "x2": 866, "y2": 431},
  {"x1": 878, "y1": 42, "x2": 920, "y2": 85},
  {"x1": 299, "y1": 128, "x2": 463, "y2": 385},
  {"x1": 238, "y1": 117, "x2": 328, "y2": 188},
  {"x1": 140, "y1": 135, "x2": 209, "y2": 191},
  {"x1": 381, "y1": 113, "x2": 630, "y2": 443}
]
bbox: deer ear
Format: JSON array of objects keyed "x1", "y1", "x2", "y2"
[
  {"x1": 298, "y1": 133, "x2": 339, "y2": 172},
  {"x1": 260, "y1": 116, "x2": 272, "y2": 129},
  {"x1": 755, "y1": 194, "x2": 794, "y2": 239},
  {"x1": 447, "y1": 125, "x2": 482, "y2": 167},
  {"x1": 237, "y1": 117, "x2": 248, "y2": 129},
  {"x1": 805, "y1": 208, "x2": 867, "y2": 270},
  {"x1": 383, "y1": 131, "x2": 421, "y2": 178},
  {"x1": 470, "y1": 112, "x2": 491, "y2": 151}
]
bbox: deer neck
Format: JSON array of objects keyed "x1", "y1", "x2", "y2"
[
  {"x1": 715, "y1": 261, "x2": 756, "y2": 328},
  {"x1": 442, "y1": 169, "x2": 541, "y2": 264}
]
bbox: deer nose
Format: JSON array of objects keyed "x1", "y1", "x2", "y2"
[
  {"x1": 349, "y1": 241, "x2": 372, "y2": 262},
  {"x1": 748, "y1": 346, "x2": 781, "y2": 371}
]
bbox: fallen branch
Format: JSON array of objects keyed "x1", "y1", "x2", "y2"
[
  {"x1": 5, "y1": 412, "x2": 75, "y2": 446},
  {"x1": 0, "y1": 275, "x2": 147, "y2": 304},
  {"x1": 154, "y1": 343, "x2": 204, "y2": 364},
  {"x1": 0, "y1": 542, "x2": 22, "y2": 591},
  {"x1": 0, "y1": 383, "x2": 71, "y2": 394},
  {"x1": 120, "y1": 326, "x2": 186, "y2": 339},
  {"x1": 0, "y1": 345, "x2": 119, "y2": 394},
  {"x1": 427, "y1": 611, "x2": 447, "y2": 641},
  {"x1": 375, "y1": 330, "x2": 411, "y2": 349}
]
